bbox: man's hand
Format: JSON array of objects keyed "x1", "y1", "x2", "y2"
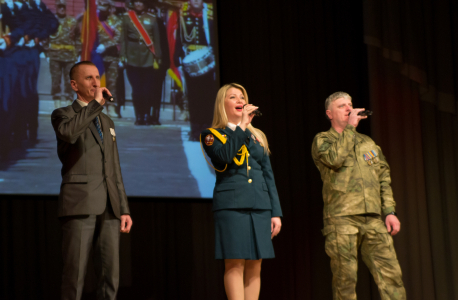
[
  {"x1": 385, "y1": 214, "x2": 400, "y2": 236},
  {"x1": 347, "y1": 108, "x2": 368, "y2": 128},
  {"x1": 271, "y1": 217, "x2": 282, "y2": 239},
  {"x1": 0, "y1": 39, "x2": 6, "y2": 51},
  {"x1": 17, "y1": 37, "x2": 25, "y2": 47},
  {"x1": 94, "y1": 87, "x2": 111, "y2": 105},
  {"x1": 96, "y1": 44, "x2": 106, "y2": 54},
  {"x1": 25, "y1": 38, "x2": 35, "y2": 48},
  {"x1": 120, "y1": 215, "x2": 133, "y2": 233}
]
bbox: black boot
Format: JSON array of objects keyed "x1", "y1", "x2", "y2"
[
  {"x1": 153, "y1": 107, "x2": 161, "y2": 125},
  {"x1": 134, "y1": 107, "x2": 146, "y2": 125},
  {"x1": 147, "y1": 107, "x2": 161, "y2": 125}
]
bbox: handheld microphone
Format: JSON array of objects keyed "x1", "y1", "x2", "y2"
[
  {"x1": 348, "y1": 110, "x2": 373, "y2": 117},
  {"x1": 243, "y1": 104, "x2": 262, "y2": 117},
  {"x1": 103, "y1": 91, "x2": 114, "y2": 102}
]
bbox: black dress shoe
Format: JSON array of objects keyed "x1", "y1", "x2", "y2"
[
  {"x1": 135, "y1": 118, "x2": 146, "y2": 125},
  {"x1": 146, "y1": 116, "x2": 161, "y2": 126}
]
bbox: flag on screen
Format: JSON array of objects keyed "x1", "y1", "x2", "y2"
[
  {"x1": 166, "y1": 10, "x2": 182, "y2": 91},
  {"x1": 81, "y1": 0, "x2": 106, "y2": 86}
]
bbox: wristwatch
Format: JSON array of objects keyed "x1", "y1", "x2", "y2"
[{"x1": 386, "y1": 211, "x2": 397, "y2": 217}]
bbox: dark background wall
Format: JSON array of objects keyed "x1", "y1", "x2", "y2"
[{"x1": 2, "y1": 0, "x2": 457, "y2": 299}]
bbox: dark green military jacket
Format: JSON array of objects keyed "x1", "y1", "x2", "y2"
[
  {"x1": 311, "y1": 124, "x2": 396, "y2": 219},
  {"x1": 201, "y1": 126, "x2": 282, "y2": 217},
  {"x1": 120, "y1": 11, "x2": 162, "y2": 67}
]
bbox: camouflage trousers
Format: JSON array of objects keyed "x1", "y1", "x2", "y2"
[
  {"x1": 50, "y1": 60, "x2": 74, "y2": 99},
  {"x1": 322, "y1": 215, "x2": 406, "y2": 300},
  {"x1": 103, "y1": 58, "x2": 119, "y2": 104}
]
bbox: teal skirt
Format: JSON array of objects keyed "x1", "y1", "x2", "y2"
[{"x1": 214, "y1": 209, "x2": 275, "y2": 260}]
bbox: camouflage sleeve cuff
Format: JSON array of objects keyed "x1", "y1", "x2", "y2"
[
  {"x1": 345, "y1": 124, "x2": 356, "y2": 132},
  {"x1": 383, "y1": 206, "x2": 396, "y2": 215}
]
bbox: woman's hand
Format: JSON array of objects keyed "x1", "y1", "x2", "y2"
[
  {"x1": 239, "y1": 104, "x2": 258, "y2": 131},
  {"x1": 271, "y1": 217, "x2": 282, "y2": 239}
]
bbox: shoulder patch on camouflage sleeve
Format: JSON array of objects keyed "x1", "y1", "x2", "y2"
[{"x1": 318, "y1": 140, "x2": 332, "y2": 152}]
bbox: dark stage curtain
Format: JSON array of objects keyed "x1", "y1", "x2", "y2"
[
  {"x1": 216, "y1": 1, "x2": 374, "y2": 299},
  {"x1": 4, "y1": 0, "x2": 455, "y2": 299},
  {"x1": 364, "y1": 0, "x2": 458, "y2": 299}
]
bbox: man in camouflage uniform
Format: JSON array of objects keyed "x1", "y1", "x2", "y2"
[
  {"x1": 311, "y1": 92, "x2": 406, "y2": 300},
  {"x1": 46, "y1": 0, "x2": 77, "y2": 108},
  {"x1": 96, "y1": 0, "x2": 122, "y2": 118}
]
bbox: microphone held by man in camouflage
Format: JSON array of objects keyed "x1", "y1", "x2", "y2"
[{"x1": 348, "y1": 110, "x2": 372, "y2": 116}]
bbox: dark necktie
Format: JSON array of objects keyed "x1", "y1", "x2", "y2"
[{"x1": 93, "y1": 116, "x2": 103, "y2": 143}]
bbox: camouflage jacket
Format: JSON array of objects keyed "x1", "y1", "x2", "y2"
[
  {"x1": 311, "y1": 124, "x2": 396, "y2": 219},
  {"x1": 46, "y1": 16, "x2": 78, "y2": 61},
  {"x1": 98, "y1": 14, "x2": 121, "y2": 61}
]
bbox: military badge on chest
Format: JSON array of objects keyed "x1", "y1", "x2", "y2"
[
  {"x1": 363, "y1": 150, "x2": 379, "y2": 165},
  {"x1": 251, "y1": 134, "x2": 257, "y2": 144},
  {"x1": 110, "y1": 128, "x2": 116, "y2": 142}
]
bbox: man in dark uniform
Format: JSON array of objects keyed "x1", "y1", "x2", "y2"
[
  {"x1": 51, "y1": 61, "x2": 133, "y2": 300},
  {"x1": 120, "y1": 0, "x2": 163, "y2": 125},
  {"x1": 0, "y1": 0, "x2": 24, "y2": 153},
  {"x1": 15, "y1": 0, "x2": 58, "y2": 141},
  {"x1": 46, "y1": 0, "x2": 78, "y2": 108},
  {"x1": 173, "y1": 0, "x2": 216, "y2": 140}
]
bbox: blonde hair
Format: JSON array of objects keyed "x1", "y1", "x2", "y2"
[{"x1": 211, "y1": 83, "x2": 271, "y2": 155}]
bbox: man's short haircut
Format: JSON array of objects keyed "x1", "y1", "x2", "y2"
[
  {"x1": 325, "y1": 91, "x2": 351, "y2": 110},
  {"x1": 69, "y1": 61, "x2": 96, "y2": 80},
  {"x1": 324, "y1": 91, "x2": 351, "y2": 120}
]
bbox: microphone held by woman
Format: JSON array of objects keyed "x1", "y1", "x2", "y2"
[{"x1": 243, "y1": 104, "x2": 262, "y2": 116}]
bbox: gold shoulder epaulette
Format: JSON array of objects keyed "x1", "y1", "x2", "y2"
[{"x1": 208, "y1": 128, "x2": 226, "y2": 144}]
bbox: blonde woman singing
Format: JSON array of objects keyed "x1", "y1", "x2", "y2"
[{"x1": 200, "y1": 83, "x2": 282, "y2": 300}]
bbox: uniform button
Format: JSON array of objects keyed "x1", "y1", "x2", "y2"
[
  {"x1": 247, "y1": 153, "x2": 250, "y2": 157},
  {"x1": 248, "y1": 179, "x2": 252, "y2": 183},
  {"x1": 248, "y1": 166, "x2": 251, "y2": 170}
]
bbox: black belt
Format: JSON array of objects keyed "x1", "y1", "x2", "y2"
[{"x1": 127, "y1": 37, "x2": 143, "y2": 43}]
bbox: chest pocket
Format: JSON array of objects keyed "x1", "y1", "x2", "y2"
[
  {"x1": 368, "y1": 160, "x2": 382, "y2": 180},
  {"x1": 330, "y1": 157, "x2": 354, "y2": 192}
]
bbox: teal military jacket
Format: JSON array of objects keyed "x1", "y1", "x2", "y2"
[{"x1": 201, "y1": 126, "x2": 282, "y2": 217}]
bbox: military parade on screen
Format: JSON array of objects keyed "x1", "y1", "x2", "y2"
[{"x1": 0, "y1": 0, "x2": 216, "y2": 160}]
